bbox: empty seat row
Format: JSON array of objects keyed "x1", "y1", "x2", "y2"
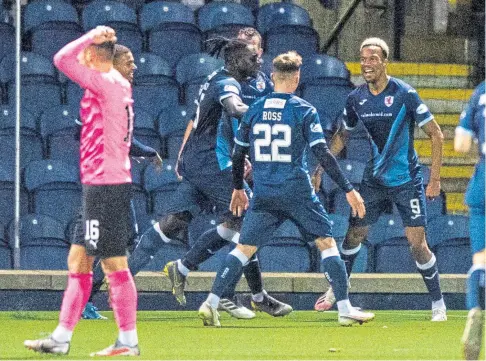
[
  {"x1": 15, "y1": 1, "x2": 318, "y2": 61},
  {"x1": 0, "y1": 213, "x2": 472, "y2": 273}
]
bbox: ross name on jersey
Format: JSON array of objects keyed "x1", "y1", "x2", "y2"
[{"x1": 262, "y1": 111, "x2": 282, "y2": 121}]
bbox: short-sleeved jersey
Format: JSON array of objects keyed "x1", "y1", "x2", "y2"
[
  {"x1": 235, "y1": 92, "x2": 325, "y2": 199},
  {"x1": 343, "y1": 77, "x2": 433, "y2": 187},
  {"x1": 181, "y1": 69, "x2": 241, "y2": 174},
  {"x1": 216, "y1": 71, "x2": 274, "y2": 170},
  {"x1": 54, "y1": 34, "x2": 133, "y2": 186},
  {"x1": 457, "y1": 81, "x2": 485, "y2": 208}
]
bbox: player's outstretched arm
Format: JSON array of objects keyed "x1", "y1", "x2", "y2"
[
  {"x1": 222, "y1": 96, "x2": 249, "y2": 119},
  {"x1": 421, "y1": 119, "x2": 443, "y2": 199}
]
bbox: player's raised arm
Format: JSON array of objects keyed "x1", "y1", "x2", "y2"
[{"x1": 53, "y1": 26, "x2": 117, "y2": 91}]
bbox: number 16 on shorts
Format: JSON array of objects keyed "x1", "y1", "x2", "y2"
[{"x1": 85, "y1": 220, "x2": 100, "y2": 250}]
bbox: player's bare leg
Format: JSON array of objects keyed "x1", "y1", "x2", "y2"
[{"x1": 406, "y1": 226, "x2": 446, "y2": 321}]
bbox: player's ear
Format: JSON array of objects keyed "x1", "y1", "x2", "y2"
[{"x1": 270, "y1": 72, "x2": 275, "y2": 84}]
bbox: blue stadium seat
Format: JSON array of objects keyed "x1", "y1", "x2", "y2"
[
  {"x1": 259, "y1": 238, "x2": 312, "y2": 272},
  {"x1": 345, "y1": 136, "x2": 372, "y2": 163},
  {"x1": 257, "y1": 3, "x2": 318, "y2": 56},
  {"x1": 8, "y1": 214, "x2": 70, "y2": 270},
  {"x1": 188, "y1": 213, "x2": 218, "y2": 246},
  {"x1": 132, "y1": 107, "x2": 162, "y2": 154},
  {"x1": 0, "y1": 22, "x2": 14, "y2": 64},
  {"x1": 0, "y1": 162, "x2": 29, "y2": 226},
  {"x1": 23, "y1": 0, "x2": 83, "y2": 60},
  {"x1": 140, "y1": 1, "x2": 202, "y2": 69},
  {"x1": 428, "y1": 215, "x2": 471, "y2": 273},
  {"x1": 24, "y1": 160, "x2": 81, "y2": 228},
  {"x1": 132, "y1": 53, "x2": 179, "y2": 117},
  {"x1": 144, "y1": 159, "x2": 180, "y2": 214},
  {"x1": 40, "y1": 105, "x2": 80, "y2": 165},
  {"x1": 166, "y1": 135, "x2": 184, "y2": 160},
  {"x1": 367, "y1": 215, "x2": 416, "y2": 273},
  {"x1": 300, "y1": 54, "x2": 351, "y2": 85},
  {"x1": 65, "y1": 81, "x2": 84, "y2": 105},
  {"x1": 321, "y1": 159, "x2": 366, "y2": 194},
  {"x1": 159, "y1": 105, "x2": 191, "y2": 139},
  {"x1": 130, "y1": 160, "x2": 150, "y2": 228},
  {"x1": 197, "y1": 2, "x2": 255, "y2": 41},
  {"x1": 82, "y1": 1, "x2": 143, "y2": 55},
  {"x1": 0, "y1": 105, "x2": 43, "y2": 168},
  {"x1": 0, "y1": 222, "x2": 11, "y2": 269},
  {"x1": 0, "y1": 52, "x2": 62, "y2": 118},
  {"x1": 86, "y1": 0, "x2": 146, "y2": 12},
  {"x1": 176, "y1": 53, "x2": 223, "y2": 105}
]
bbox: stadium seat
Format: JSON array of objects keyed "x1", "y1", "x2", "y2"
[
  {"x1": 23, "y1": 0, "x2": 83, "y2": 60},
  {"x1": 367, "y1": 215, "x2": 416, "y2": 273},
  {"x1": 428, "y1": 215, "x2": 471, "y2": 273},
  {"x1": 133, "y1": 53, "x2": 179, "y2": 117},
  {"x1": 0, "y1": 52, "x2": 62, "y2": 118},
  {"x1": 132, "y1": 107, "x2": 162, "y2": 154},
  {"x1": 0, "y1": 222, "x2": 11, "y2": 269},
  {"x1": 130, "y1": 160, "x2": 150, "y2": 228},
  {"x1": 345, "y1": 136, "x2": 372, "y2": 163},
  {"x1": 158, "y1": 105, "x2": 190, "y2": 157},
  {"x1": 257, "y1": 3, "x2": 318, "y2": 56},
  {"x1": 82, "y1": 1, "x2": 143, "y2": 55},
  {"x1": 300, "y1": 54, "x2": 351, "y2": 85},
  {"x1": 24, "y1": 160, "x2": 81, "y2": 228},
  {"x1": 144, "y1": 160, "x2": 180, "y2": 214},
  {"x1": 321, "y1": 159, "x2": 366, "y2": 194},
  {"x1": 0, "y1": 105, "x2": 43, "y2": 168},
  {"x1": 0, "y1": 22, "x2": 14, "y2": 64},
  {"x1": 166, "y1": 135, "x2": 184, "y2": 160},
  {"x1": 175, "y1": 53, "x2": 223, "y2": 105},
  {"x1": 141, "y1": 241, "x2": 189, "y2": 272},
  {"x1": 40, "y1": 105, "x2": 80, "y2": 165},
  {"x1": 8, "y1": 214, "x2": 70, "y2": 270},
  {"x1": 259, "y1": 238, "x2": 312, "y2": 272},
  {"x1": 0, "y1": 162, "x2": 29, "y2": 226},
  {"x1": 197, "y1": 2, "x2": 255, "y2": 41},
  {"x1": 140, "y1": 1, "x2": 202, "y2": 69},
  {"x1": 65, "y1": 81, "x2": 84, "y2": 105}
]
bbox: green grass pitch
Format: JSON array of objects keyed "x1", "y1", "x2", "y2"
[{"x1": 1, "y1": 310, "x2": 482, "y2": 360}]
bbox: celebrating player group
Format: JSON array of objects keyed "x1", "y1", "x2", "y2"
[{"x1": 22, "y1": 26, "x2": 483, "y2": 359}]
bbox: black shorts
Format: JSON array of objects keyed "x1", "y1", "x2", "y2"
[{"x1": 82, "y1": 184, "x2": 132, "y2": 258}]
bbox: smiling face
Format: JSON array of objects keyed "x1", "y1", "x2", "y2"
[
  {"x1": 359, "y1": 45, "x2": 388, "y2": 85},
  {"x1": 114, "y1": 51, "x2": 136, "y2": 84}
]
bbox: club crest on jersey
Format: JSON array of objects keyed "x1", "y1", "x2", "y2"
[
  {"x1": 384, "y1": 96, "x2": 394, "y2": 107},
  {"x1": 256, "y1": 80, "x2": 266, "y2": 92}
]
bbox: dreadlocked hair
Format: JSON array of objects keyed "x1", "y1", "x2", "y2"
[{"x1": 205, "y1": 37, "x2": 250, "y2": 64}]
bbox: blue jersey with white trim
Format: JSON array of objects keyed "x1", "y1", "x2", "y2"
[
  {"x1": 182, "y1": 69, "x2": 241, "y2": 173},
  {"x1": 216, "y1": 71, "x2": 273, "y2": 170},
  {"x1": 344, "y1": 77, "x2": 433, "y2": 187},
  {"x1": 235, "y1": 92, "x2": 325, "y2": 198},
  {"x1": 458, "y1": 81, "x2": 485, "y2": 208}
]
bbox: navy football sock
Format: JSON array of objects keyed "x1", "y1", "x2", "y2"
[
  {"x1": 211, "y1": 252, "x2": 248, "y2": 298},
  {"x1": 340, "y1": 243, "x2": 361, "y2": 278},
  {"x1": 321, "y1": 252, "x2": 348, "y2": 302},
  {"x1": 416, "y1": 254, "x2": 443, "y2": 302},
  {"x1": 128, "y1": 225, "x2": 167, "y2": 276},
  {"x1": 243, "y1": 255, "x2": 264, "y2": 295},
  {"x1": 467, "y1": 266, "x2": 485, "y2": 310},
  {"x1": 181, "y1": 228, "x2": 228, "y2": 271}
]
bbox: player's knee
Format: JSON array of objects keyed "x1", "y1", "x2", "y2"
[
  {"x1": 315, "y1": 237, "x2": 336, "y2": 251},
  {"x1": 473, "y1": 249, "x2": 486, "y2": 265},
  {"x1": 344, "y1": 226, "x2": 368, "y2": 248},
  {"x1": 67, "y1": 245, "x2": 93, "y2": 273},
  {"x1": 159, "y1": 211, "x2": 192, "y2": 241}
]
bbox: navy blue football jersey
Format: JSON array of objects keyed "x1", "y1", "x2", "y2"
[
  {"x1": 235, "y1": 92, "x2": 325, "y2": 198},
  {"x1": 216, "y1": 71, "x2": 274, "y2": 170},
  {"x1": 458, "y1": 81, "x2": 485, "y2": 208},
  {"x1": 181, "y1": 69, "x2": 241, "y2": 173},
  {"x1": 344, "y1": 77, "x2": 433, "y2": 187}
]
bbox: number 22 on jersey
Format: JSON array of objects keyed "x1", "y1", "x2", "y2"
[{"x1": 253, "y1": 123, "x2": 291, "y2": 162}]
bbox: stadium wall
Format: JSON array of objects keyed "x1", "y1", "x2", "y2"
[{"x1": 0, "y1": 271, "x2": 467, "y2": 311}]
